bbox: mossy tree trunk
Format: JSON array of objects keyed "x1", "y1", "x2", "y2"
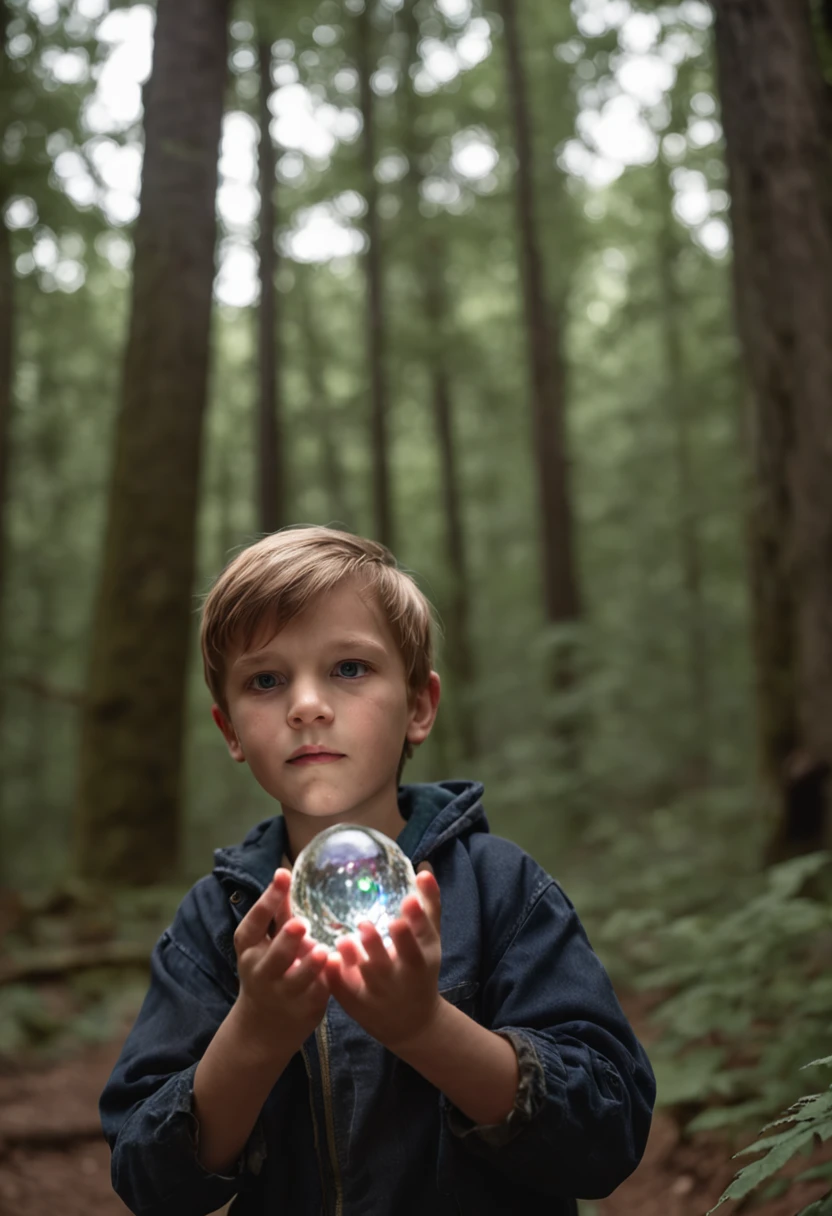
[
  {"x1": 656, "y1": 160, "x2": 711, "y2": 786},
  {"x1": 400, "y1": 3, "x2": 477, "y2": 764},
  {"x1": 297, "y1": 268, "x2": 350, "y2": 528},
  {"x1": 499, "y1": 0, "x2": 583, "y2": 740},
  {"x1": 75, "y1": 0, "x2": 230, "y2": 885},
  {"x1": 256, "y1": 37, "x2": 285, "y2": 534},
  {"x1": 713, "y1": 0, "x2": 832, "y2": 860},
  {"x1": 355, "y1": 5, "x2": 393, "y2": 549}
]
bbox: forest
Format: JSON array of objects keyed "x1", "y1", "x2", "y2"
[{"x1": 1, "y1": 0, "x2": 832, "y2": 1213}]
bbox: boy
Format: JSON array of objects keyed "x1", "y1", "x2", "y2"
[{"x1": 100, "y1": 527, "x2": 655, "y2": 1216}]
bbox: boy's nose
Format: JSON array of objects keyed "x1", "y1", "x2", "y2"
[{"x1": 287, "y1": 683, "x2": 334, "y2": 726}]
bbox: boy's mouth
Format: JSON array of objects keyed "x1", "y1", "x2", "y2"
[
  {"x1": 289, "y1": 753, "x2": 344, "y2": 766},
  {"x1": 287, "y1": 746, "x2": 345, "y2": 765}
]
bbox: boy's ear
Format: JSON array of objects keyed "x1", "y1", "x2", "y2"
[
  {"x1": 406, "y1": 671, "x2": 441, "y2": 748},
  {"x1": 211, "y1": 704, "x2": 246, "y2": 763}
]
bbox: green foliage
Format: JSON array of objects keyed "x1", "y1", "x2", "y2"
[
  {"x1": 592, "y1": 851, "x2": 832, "y2": 1130},
  {"x1": 709, "y1": 1058, "x2": 832, "y2": 1215}
]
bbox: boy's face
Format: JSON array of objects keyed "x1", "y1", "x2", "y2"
[{"x1": 213, "y1": 579, "x2": 440, "y2": 847}]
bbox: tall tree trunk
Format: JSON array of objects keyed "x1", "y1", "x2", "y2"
[
  {"x1": 355, "y1": 6, "x2": 393, "y2": 549},
  {"x1": 0, "y1": 212, "x2": 11, "y2": 644},
  {"x1": 0, "y1": 212, "x2": 12, "y2": 886},
  {"x1": 498, "y1": 0, "x2": 582, "y2": 694},
  {"x1": 0, "y1": 0, "x2": 15, "y2": 884},
  {"x1": 424, "y1": 242, "x2": 478, "y2": 763},
  {"x1": 712, "y1": 0, "x2": 832, "y2": 860},
  {"x1": 400, "y1": 4, "x2": 477, "y2": 763},
  {"x1": 656, "y1": 162, "x2": 711, "y2": 785},
  {"x1": 75, "y1": 0, "x2": 230, "y2": 885},
  {"x1": 296, "y1": 269, "x2": 350, "y2": 527},
  {"x1": 256, "y1": 38, "x2": 284, "y2": 534}
]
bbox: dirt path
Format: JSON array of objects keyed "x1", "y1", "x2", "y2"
[{"x1": 0, "y1": 1035, "x2": 828, "y2": 1216}]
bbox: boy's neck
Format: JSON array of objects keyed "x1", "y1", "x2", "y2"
[{"x1": 282, "y1": 798, "x2": 408, "y2": 864}]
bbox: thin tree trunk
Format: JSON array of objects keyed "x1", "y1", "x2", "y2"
[
  {"x1": 0, "y1": 212, "x2": 11, "y2": 647},
  {"x1": 0, "y1": 215, "x2": 12, "y2": 863},
  {"x1": 256, "y1": 38, "x2": 284, "y2": 534},
  {"x1": 0, "y1": 0, "x2": 15, "y2": 884},
  {"x1": 75, "y1": 0, "x2": 230, "y2": 885},
  {"x1": 712, "y1": 0, "x2": 832, "y2": 860},
  {"x1": 296, "y1": 269, "x2": 350, "y2": 527},
  {"x1": 355, "y1": 6, "x2": 393, "y2": 549},
  {"x1": 499, "y1": 0, "x2": 582, "y2": 690},
  {"x1": 400, "y1": 2, "x2": 477, "y2": 763},
  {"x1": 656, "y1": 162, "x2": 711, "y2": 785},
  {"x1": 216, "y1": 435, "x2": 236, "y2": 572},
  {"x1": 424, "y1": 249, "x2": 478, "y2": 763}
]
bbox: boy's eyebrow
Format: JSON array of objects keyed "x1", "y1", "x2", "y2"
[{"x1": 232, "y1": 634, "x2": 390, "y2": 668}]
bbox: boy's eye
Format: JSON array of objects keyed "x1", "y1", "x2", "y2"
[
  {"x1": 334, "y1": 660, "x2": 368, "y2": 680},
  {"x1": 252, "y1": 673, "x2": 279, "y2": 691}
]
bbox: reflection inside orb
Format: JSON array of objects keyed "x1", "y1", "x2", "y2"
[{"x1": 290, "y1": 825, "x2": 418, "y2": 949}]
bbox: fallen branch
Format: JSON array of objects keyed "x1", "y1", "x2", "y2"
[{"x1": 0, "y1": 940, "x2": 153, "y2": 986}]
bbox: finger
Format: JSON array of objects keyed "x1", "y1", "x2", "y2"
[
  {"x1": 414, "y1": 870, "x2": 441, "y2": 931},
  {"x1": 416, "y1": 861, "x2": 434, "y2": 876},
  {"x1": 324, "y1": 953, "x2": 363, "y2": 1003},
  {"x1": 335, "y1": 936, "x2": 364, "y2": 968},
  {"x1": 286, "y1": 943, "x2": 330, "y2": 990},
  {"x1": 260, "y1": 918, "x2": 307, "y2": 978},
  {"x1": 234, "y1": 870, "x2": 291, "y2": 954},
  {"x1": 388, "y1": 917, "x2": 424, "y2": 968},
  {"x1": 400, "y1": 893, "x2": 437, "y2": 949},
  {"x1": 358, "y1": 922, "x2": 393, "y2": 970}
]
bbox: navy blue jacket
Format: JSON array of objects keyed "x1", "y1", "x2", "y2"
[{"x1": 100, "y1": 781, "x2": 655, "y2": 1216}]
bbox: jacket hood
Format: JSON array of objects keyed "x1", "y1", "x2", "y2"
[{"x1": 212, "y1": 779, "x2": 488, "y2": 895}]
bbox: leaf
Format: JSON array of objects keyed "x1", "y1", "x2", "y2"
[
  {"x1": 799, "y1": 1193, "x2": 832, "y2": 1216},
  {"x1": 709, "y1": 1124, "x2": 819, "y2": 1212},
  {"x1": 798, "y1": 1164, "x2": 832, "y2": 1184}
]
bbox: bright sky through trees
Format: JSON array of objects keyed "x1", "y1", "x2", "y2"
[{"x1": 16, "y1": 0, "x2": 729, "y2": 306}]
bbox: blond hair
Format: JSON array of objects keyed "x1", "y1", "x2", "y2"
[{"x1": 200, "y1": 526, "x2": 435, "y2": 713}]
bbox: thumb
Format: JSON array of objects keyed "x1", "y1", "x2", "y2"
[{"x1": 414, "y1": 865, "x2": 441, "y2": 930}]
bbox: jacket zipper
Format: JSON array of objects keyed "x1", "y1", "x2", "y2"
[
  {"x1": 300, "y1": 1044, "x2": 328, "y2": 1212},
  {"x1": 316, "y1": 1013, "x2": 344, "y2": 1216}
]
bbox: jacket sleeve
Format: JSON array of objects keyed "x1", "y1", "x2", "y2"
[
  {"x1": 99, "y1": 878, "x2": 266, "y2": 1216},
  {"x1": 445, "y1": 841, "x2": 656, "y2": 1200}
]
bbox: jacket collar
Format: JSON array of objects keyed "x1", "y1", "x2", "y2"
[{"x1": 212, "y1": 779, "x2": 488, "y2": 894}]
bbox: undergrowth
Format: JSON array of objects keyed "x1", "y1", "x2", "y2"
[{"x1": 566, "y1": 786, "x2": 832, "y2": 1214}]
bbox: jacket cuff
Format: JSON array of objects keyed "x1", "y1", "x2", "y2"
[
  {"x1": 183, "y1": 1071, "x2": 267, "y2": 1181},
  {"x1": 140, "y1": 1064, "x2": 267, "y2": 1183},
  {"x1": 445, "y1": 1029, "x2": 547, "y2": 1148}
]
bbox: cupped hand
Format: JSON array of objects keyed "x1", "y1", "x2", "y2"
[
  {"x1": 324, "y1": 864, "x2": 443, "y2": 1052},
  {"x1": 233, "y1": 868, "x2": 330, "y2": 1049}
]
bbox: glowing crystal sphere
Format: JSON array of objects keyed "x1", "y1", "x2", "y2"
[{"x1": 290, "y1": 824, "x2": 418, "y2": 949}]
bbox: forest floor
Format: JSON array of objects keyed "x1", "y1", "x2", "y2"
[{"x1": 0, "y1": 1003, "x2": 829, "y2": 1216}]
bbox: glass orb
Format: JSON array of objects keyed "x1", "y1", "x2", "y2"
[{"x1": 290, "y1": 824, "x2": 418, "y2": 949}]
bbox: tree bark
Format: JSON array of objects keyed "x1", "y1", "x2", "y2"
[
  {"x1": 656, "y1": 161, "x2": 711, "y2": 785},
  {"x1": 296, "y1": 268, "x2": 350, "y2": 527},
  {"x1": 400, "y1": 2, "x2": 477, "y2": 762},
  {"x1": 256, "y1": 38, "x2": 285, "y2": 534},
  {"x1": 498, "y1": 0, "x2": 582, "y2": 688},
  {"x1": 355, "y1": 6, "x2": 393, "y2": 549},
  {"x1": 0, "y1": 210, "x2": 12, "y2": 884},
  {"x1": 75, "y1": 0, "x2": 230, "y2": 885},
  {"x1": 712, "y1": 0, "x2": 832, "y2": 859},
  {"x1": 0, "y1": 212, "x2": 11, "y2": 650},
  {"x1": 424, "y1": 242, "x2": 478, "y2": 763},
  {"x1": 0, "y1": 0, "x2": 15, "y2": 884}
]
